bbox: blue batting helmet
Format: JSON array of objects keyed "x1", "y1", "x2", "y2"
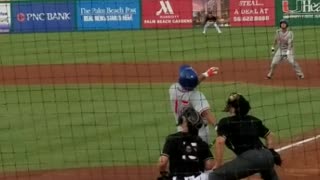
[
  {"x1": 280, "y1": 19, "x2": 288, "y2": 27},
  {"x1": 178, "y1": 65, "x2": 199, "y2": 91}
]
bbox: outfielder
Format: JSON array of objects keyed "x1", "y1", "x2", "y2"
[
  {"x1": 202, "y1": 12, "x2": 222, "y2": 34},
  {"x1": 169, "y1": 65, "x2": 218, "y2": 144},
  {"x1": 157, "y1": 107, "x2": 214, "y2": 180},
  {"x1": 208, "y1": 93, "x2": 282, "y2": 180},
  {"x1": 267, "y1": 19, "x2": 304, "y2": 79}
]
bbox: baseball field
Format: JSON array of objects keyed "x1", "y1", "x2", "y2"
[{"x1": 0, "y1": 27, "x2": 319, "y2": 180}]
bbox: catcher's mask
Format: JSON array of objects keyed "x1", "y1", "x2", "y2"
[
  {"x1": 223, "y1": 92, "x2": 251, "y2": 116},
  {"x1": 177, "y1": 107, "x2": 203, "y2": 135}
]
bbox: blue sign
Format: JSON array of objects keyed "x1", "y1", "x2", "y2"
[
  {"x1": 12, "y1": 2, "x2": 74, "y2": 33},
  {"x1": 76, "y1": 0, "x2": 141, "y2": 30}
]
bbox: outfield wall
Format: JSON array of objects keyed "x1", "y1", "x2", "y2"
[{"x1": 0, "y1": 0, "x2": 319, "y2": 33}]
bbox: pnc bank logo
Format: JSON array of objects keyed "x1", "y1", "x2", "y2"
[
  {"x1": 17, "y1": 13, "x2": 26, "y2": 22},
  {"x1": 16, "y1": 12, "x2": 71, "y2": 22},
  {"x1": 156, "y1": 0, "x2": 174, "y2": 16}
]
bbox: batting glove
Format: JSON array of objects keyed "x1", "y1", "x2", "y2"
[
  {"x1": 271, "y1": 47, "x2": 275, "y2": 54},
  {"x1": 202, "y1": 67, "x2": 219, "y2": 77}
]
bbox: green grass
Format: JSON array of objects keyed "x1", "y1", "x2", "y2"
[
  {"x1": 0, "y1": 83, "x2": 319, "y2": 171},
  {"x1": 0, "y1": 27, "x2": 320, "y2": 65}
]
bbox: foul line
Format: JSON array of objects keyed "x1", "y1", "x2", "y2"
[{"x1": 276, "y1": 134, "x2": 320, "y2": 152}]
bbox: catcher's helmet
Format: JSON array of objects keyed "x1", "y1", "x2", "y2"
[
  {"x1": 280, "y1": 19, "x2": 288, "y2": 28},
  {"x1": 177, "y1": 107, "x2": 203, "y2": 129},
  {"x1": 177, "y1": 107, "x2": 203, "y2": 135},
  {"x1": 224, "y1": 92, "x2": 251, "y2": 116},
  {"x1": 178, "y1": 65, "x2": 199, "y2": 91}
]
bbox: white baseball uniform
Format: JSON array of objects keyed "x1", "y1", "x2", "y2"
[
  {"x1": 169, "y1": 83, "x2": 210, "y2": 143},
  {"x1": 267, "y1": 29, "x2": 304, "y2": 78}
]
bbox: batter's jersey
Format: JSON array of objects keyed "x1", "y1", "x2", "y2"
[
  {"x1": 169, "y1": 83, "x2": 210, "y2": 124},
  {"x1": 216, "y1": 115, "x2": 270, "y2": 155},
  {"x1": 275, "y1": 29, "x2": 294, "y2": 50},
  {"x1": 161, "y1": 132, "x2": 213, "y2": 177}
]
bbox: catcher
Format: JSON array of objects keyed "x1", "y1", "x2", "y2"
[
  {"x1": 208, "y1": 93, "x2": 281, "y2": 180},
  {"x1": 157, "y1": 107, "x2": 214, "y2": 180}
]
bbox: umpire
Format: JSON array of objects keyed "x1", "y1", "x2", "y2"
[
  {"x1": 157, "y1": 107, "x2": 214, "y2": 180},
  {"x1": 208, "y1": 93, "x2": 282, "y2": 180}
]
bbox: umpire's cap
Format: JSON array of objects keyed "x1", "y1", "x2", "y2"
[
  {"x1": 280, "y1": 19, "x2": 288, "y2": 27},
  {"x1": 177, "y1": 107, "x2": 203, "y2": 129},
  {"x1": 224, "y1": 92, "x2": 251, "y2": 116},
  {"x1": 178, "y1": 65, "x2": 199, "y2": 91}
]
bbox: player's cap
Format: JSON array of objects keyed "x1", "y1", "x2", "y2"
[
  {"x1": 280, "y1": 19, "x2": 288, "y2": 27},
  {"x1": 224, "y1": 92, "x2": 251, "y2": 116}
]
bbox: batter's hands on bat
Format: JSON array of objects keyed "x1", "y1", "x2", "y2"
[{"x1": 202, "y1": 67, "x2": 219, "y2": 78}]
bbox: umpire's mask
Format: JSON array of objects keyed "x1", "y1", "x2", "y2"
[
  {"x1": 178, "y1": 107, "x2": 203, "y2": 136},
  {"x1": 223, "y1": 92, "x2": 251, "y2": 116}
]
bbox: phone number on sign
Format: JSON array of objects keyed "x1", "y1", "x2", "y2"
[{"x1": 233, "y1": 16, "x2": 270, "y2": 22}]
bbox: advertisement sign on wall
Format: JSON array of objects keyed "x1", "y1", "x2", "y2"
[
  {"x1": 76, "y1": 0, "x2": 141, "y2": 30},
  {"x1": 0, "y1": 3, "x2": 10, "y2": 33},
  {"x1": 229, "y1": 0, "x2": 275, "y2": 26},
  {"x1": 276, "y1": 0, "x2": 320, "y2": 26},
  {"x1": 12, "y1": 2, "x2": 74, "y2": 32},
  {"x1": 142, "y1": 0, "x2": 193, "y2": 29}
]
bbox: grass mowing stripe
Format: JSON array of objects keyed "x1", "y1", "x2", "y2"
[{"x1": 0, "y1": 28, "x2": 320, "y2": 65}]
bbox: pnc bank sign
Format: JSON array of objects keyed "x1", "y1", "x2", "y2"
[
  {"x1": 16, "y1": 12, "x2": 71, "y2": 22},
  {"x1": 12, "y1": 2, "x2": 74, "y2": 32}
]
